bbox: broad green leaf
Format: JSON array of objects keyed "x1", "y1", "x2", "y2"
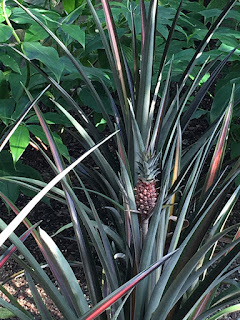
[
  {"x1": 16, "y1": 163, "x2": 48, "y2": 202},
  {"x1": 207, "y1": 0, "x2": 228, "y2": 9},
  {"x1": 0, "y1": 307, "x2": 15, "y2": 319},
  {"x1": 27, "y1": 124, "x2": 51, "y2": 144},
  {"x1": 191, "y1": 109, "x2": 208, "y2": 120},
  {"x1": 9, "y1": 68, "x2": 28, "y2": 102},
  {"x1": 199, "y1": 9, "x2": 222, "y2": 18},
  {"x1": 11, "y1": 7, "x2": 59, "y2": 26},
  {"x1": 22, "y1": 42, "x2": 64, "y2": 82},
  {"x1": 26, "y1": 112, "x2": 72, "y2": 126},
  {"x1": 157, "y1": 24, "x2": 169, "y2": 39},
  {"x1": 0, "y1": 99, "x2": 15, "y2": 125},
  {"x1": 0, "y1": 24, "x2": 12, "y2": 42},
  {"x1": 52, "y1": 132, "x2": 70, "y2": 161},
  {"x1": 0, "y1": 6, "x2": 11, "y2": 23},
  {"x1": 218, "y1": 43, "x2": 240, "y2": 56},
  {"x1": 0, "y1": 151, "x2": 21, "y2": 203},
  {"x1": 9, "y1": 126, "x2": 30, "y2": 164},
  {"x1": 60, "y1": 56, "x2": 110, "y2": 82},
  {"x1": 63, "y1": 0, "x2": 77, "y2": 13},
  {"x1": 25, "y1": 23, "x2": 49, "y2": 42},
  {"x1": 174, "y1": 48, "x2": 196, "y2": 62},
  {"x1": 27, "y1": 125, "x2": 70, "y2": 161},
  {"x1": 61, "y1": 24, "x2": 85, "y2": 48},
  {"x1": 230, "y1": 141, "x2": 240, "y2": 160},
  {"x1": 214, "y1": 27, "x2": 240, "y2": 40},
  {"x1": 210, "y1": 83, "x2": 240, "y2": 123},
  {"x1": 0, "y1": 71, "x2": 9, "y2": 99},
  {"x1": 78, "y1": 86, "x2": 113, "y2": 115},
  {"x1": 157, "y1": 6, "x2": 176, "y2": 26},
  {"x1": 181, "y1": 1, "x2": 204, "y2": 11},
  {"x1": 226, "y1": 10, "x2": 240, "y2": 21},
  {"x1": 125, "y1": 4, "x2": 142, "y2": 35},
  {"x1": 0, "y1": 178, "x2": 18, "y2": 207},
  {"x1": 61, "y1": 4, "x2": 84, "y2": 24},
  {"x1": 14, "y1": 0, "x2": 114, "y2": 133},
  {"x1": 0, "y1": 54, "x2": 21, "y2": 73},
  {"x1": 11, "y1": 7, "x2": 43, "y2": 24}
]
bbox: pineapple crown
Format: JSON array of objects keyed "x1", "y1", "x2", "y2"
[{"x1": 137, "y1": 152, "x2": 160, "y2": 182}]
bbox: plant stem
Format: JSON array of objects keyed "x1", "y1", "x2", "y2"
[
  {"x1": 3, "y1": 0, "x2": 21, "y2": 44},
  {"x1": 142, "y1": 218, "x2": 149, "y2": 242}
]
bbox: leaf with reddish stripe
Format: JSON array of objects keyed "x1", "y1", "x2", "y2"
[
  {"x1": 101, "y1": 0, "x2": 129, "y2": 112},
  {"x1": 0, "y1": 191, "x2": 40, "y2": 244},
  {"x1": 204, "y1": 84, "x2": 235, "y2": 193},
  {"x1": 0, "y1": 222, "x2": 40, "y2": 269},
  {"x1": 80, "y1": 250, "x2": 177, "y2": 320},
  {"x1": 140, "y1": 0, "x2": 146, "y2": 47}
]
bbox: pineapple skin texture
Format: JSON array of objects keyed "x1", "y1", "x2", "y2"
[{"x1": 134, "y1": 178, "x2": 158, "y2": 217}]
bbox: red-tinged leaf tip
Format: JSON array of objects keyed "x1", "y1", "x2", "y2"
[
  {"x1": 0, "y1": 191, "x2": 20, "y2": 217},
  {"x1": 205, "y1": 151, "x2": 222, "y2": 191},
  {"x1": 0, "y1": 191, "x2": 41, "y2": 243},
  {"x1": 234, "y1": 227, "x2": 240, "y2": 240},
  {"x1": 86, "y1": 274, "x2": 143, "y2": 320},
  {"x1": 205, "y1": 92, "x2": 233, "y2": 192},
  {"x1": 226, "y1": 227, "x2": 240, "y2": 254},
  {"x1": 0, "y1": 224, "x2": 38, "y2": 268}
]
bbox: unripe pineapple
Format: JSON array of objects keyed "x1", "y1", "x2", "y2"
[{"x1": 134, "y1": 153, "x2": 159, "y2": 218}]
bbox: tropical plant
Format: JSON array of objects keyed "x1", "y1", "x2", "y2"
[{"x1": 1, "y1": 0, "x2": 240, "y2": 319}]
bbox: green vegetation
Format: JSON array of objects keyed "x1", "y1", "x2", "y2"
[{"x1": 1, "y1": 0, "x2": 240, "y2": 319}]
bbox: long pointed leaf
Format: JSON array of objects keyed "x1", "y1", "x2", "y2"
[
  {"x1": 79, "y1": 250, "x2": 177, "y2": 320},
  {"x1": 38, "y1": 228, "x2": 89, "y2": 317},
  {"x1": 101, "y1": 0, "x2": 129, "y2": 113},
  {"x1": 204, "y1": 84, "x2": 234, "y2": 192},
  {"x1": 0, "y1": 219, "x2": 79, "y2": 320},
  {"x1": 25, "y1": 88, "x2": 103, "y2": 305},
  {"x1": 0, "y1": 130, "x2": 118, "y2": 247},
  {"x1": 0, "y1": 222, "x2": 40, "y2": 268},
  {"x1": 136, "y1": 0, "x2": 158, "y2": 143},
  {"x1": 25, "y1": 271, "x2": 54, "y2": 320}
]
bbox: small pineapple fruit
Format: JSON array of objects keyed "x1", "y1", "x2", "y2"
[{"x1": 134, "y1": 152, "x2": 159, "y2": 219}]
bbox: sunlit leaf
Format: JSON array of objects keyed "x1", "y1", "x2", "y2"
[
  {"x1": 61, "y1": 24, "x2": 85, "y2": 48},
  {"x1": 0, "y1": 24, "x2": 12, "y2": 42},
  {"x1": 9, "y1": 126, "x2": 30, "y2": 164},
  {"x1": 22, "y1": 42, "x2": 64, "y2": 82}
]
